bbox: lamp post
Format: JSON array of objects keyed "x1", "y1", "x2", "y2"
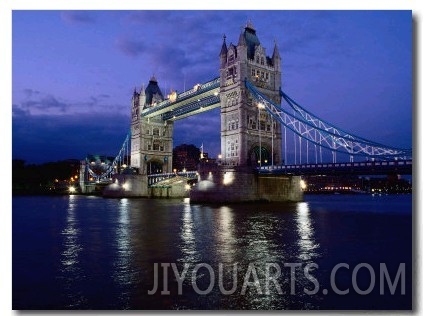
[
  {"x1": 271, "y1": 116, "x2": 274, "y2": 169},
  {"x1": 257, "y1": 102, "x2": 265, "y2": 168}
]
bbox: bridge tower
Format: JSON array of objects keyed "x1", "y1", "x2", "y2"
[
  {"x1": 130, "y1": 76, "x2": 173, "y2": 175},
  {"x1": 219, "y1": 21, "x2": 282, "y2": 167}
]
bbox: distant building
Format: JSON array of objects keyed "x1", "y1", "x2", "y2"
[
  {"x1": 303, "y1": 174, "x2": 411, "y2": 194},
  {"x1": 173, "y1": 144, "x2": 201, "y2": 171}
]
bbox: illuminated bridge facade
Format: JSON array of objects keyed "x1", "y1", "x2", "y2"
[{"x1": 98, "y1": 21, "x2": 411, "y2": 200}]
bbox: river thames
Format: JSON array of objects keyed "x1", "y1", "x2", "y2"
[{"x1": 12, "y1": 194, "x2": 412, "y2": 310}]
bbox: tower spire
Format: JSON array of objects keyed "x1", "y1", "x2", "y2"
[
  {"x1": 238, "y1": 29, "x2": 246, "y2": 46},
  {"x1": 272, "y1": 39, "x2": 281, "y2": 60},
  {"x1": 219, "y1": 34, "x2": 227, "y2": 56}
]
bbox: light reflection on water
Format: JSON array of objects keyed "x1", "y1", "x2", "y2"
[
  {"x1": 179, "y1": 200, "x2": 201, "y2": 263},
  {"x1": 113, "y1": 198, "x2": 133, "y2": 308},
  {"x1": 60, "y1": 195, "x2": 86, "y2": 308},
  {"x1": 13, "y1": 194, "x2": 412, "y2": 310},
  {"x1": 214, "y1": 206, "x2": 235, "y2": 263},
  {"x1": 295, "y1": 202, "x2": 320, "y2": 262}
]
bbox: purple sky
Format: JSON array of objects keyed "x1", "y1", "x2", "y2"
[{"x1": 12, "y1": 10, "x2": 412, "y2": 164}]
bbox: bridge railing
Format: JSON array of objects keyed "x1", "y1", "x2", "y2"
[
  {"x1": 258, "y1": 159, "x2": 412, "y2": 175},
  {"x1": 148, "y1": 171, "x2": 198, "y2": 186}
]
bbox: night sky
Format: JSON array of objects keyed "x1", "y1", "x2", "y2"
[{"x1": 11, "y1": 10, "x2": 412, "y2": 164}]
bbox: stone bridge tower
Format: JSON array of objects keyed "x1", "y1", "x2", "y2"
[
  {"x1": 130, "y1": 76, "x2": 173, "y2": 175},
  {"x1": 219, "y1": 21, "x2": 282, "y2": 167}
]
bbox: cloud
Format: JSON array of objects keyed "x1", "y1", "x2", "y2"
[
  {"x1": 13, "y1": 112, "x2": 130, "y2": 164},
  {"x1": 22, "y1": 88, "x2": 40, "y2": 99},
  {"x1": 12, "y1": 105, "x2": 29, "y2": 117},
  {"x1": 19, "y1": 94, "x2": 69, "y2": 113},
  {"x1": 14, "y1": 89, "x2": 122, "y2": 116},
  {"x1": 12, "y1": 106, "x2": 222, "y2": 164},
  {"x1": 61, "y1": 11, "x2": 96, "y2": 25},
  {"x1": 115, "y1": 37, "x2": 148, "y2": 57}
]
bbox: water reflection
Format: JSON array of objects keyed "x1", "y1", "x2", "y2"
[
  {"x1": 295, "y1": 202, "x2": 320, "y2": 262},
  {"x1": 114, "y1": 199, "x2": 132, "y2": 280},
  {"x1": 241, "y1": 213, "x2": 286, "y2": 264},
  {"x1": 214, "y1": 206, "x2": 235, "y2": 263},
  {"x1": 179, "y1": 200, "x2": 201, "y2": 262},
  {"x1": 112, "y1": 199, "x2": 133, "y2": 308},
  {"x1": 60, "y1": 195, "x2": 86, "y2": 307}
]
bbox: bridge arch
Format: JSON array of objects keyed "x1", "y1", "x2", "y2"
[
  {"x1": 147, "y1": 159, "x2": 164, "y2": 175},
  {"x1": 248, "y1": 144, "x2": 272, "y2": 166}
]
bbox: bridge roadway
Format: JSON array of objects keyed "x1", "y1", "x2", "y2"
[
  {"x1": 146, "y1": 159, "x2": 411, "y2": 186},
  {"x1": 258, "y1": 159, "x2": 412, "y2": 176}
]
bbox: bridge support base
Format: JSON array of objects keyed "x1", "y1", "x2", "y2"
[
  {"x1": 190, "y1": 164, "x2": 303, "y2": 203},
  {"x1": 103, "y1": 174, "x2": 149, "y2": 198}
]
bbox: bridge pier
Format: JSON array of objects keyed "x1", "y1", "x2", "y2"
[
  {"x1": 190, "y1": 163, "x2": 303, "y2": 203},
  {"x1": 103, "y1": 174, "x2": 149, "y2": 198}
]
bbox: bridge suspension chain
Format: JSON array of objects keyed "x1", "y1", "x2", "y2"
[
  {"x1": 85, "y1": 131, "x2": 131, "y2": 181},
  {"x1": 245, "y1": 79, "x2": 411, "y2": 160},
  {"x1": 111, "y1": 131, "x2": 131, "y2": 174}
]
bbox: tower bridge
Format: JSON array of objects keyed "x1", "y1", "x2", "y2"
[{"x1": 98, "y1": 21, "x2": 411, "y2": 202}]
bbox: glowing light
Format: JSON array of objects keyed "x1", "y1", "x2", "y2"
[
  {"x1": 68, "y1": 186, "x2": 76, "y2": 193},
  {"x1": 300, "y1": 180, "x2": 307, "y2": 190},
  {"x1": 223, "y1": 172, "x2": 234, "y2": 185},
  {"x1": 196, "y1": 180, "x2": 215, "y2": 191},
  {"x1": 185, "y1": 184, "x2": 191, "y2": 190},
  {"x1": 257, "y1": 102, "x2": 265, "y2": 109},
  {"x1": 122, "y1": 182, "x2": 130, "y2": 190}
]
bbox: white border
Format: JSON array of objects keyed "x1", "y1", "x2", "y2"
[{"x1": 3, "y1": 1, "x2": 427, "y2": 315}]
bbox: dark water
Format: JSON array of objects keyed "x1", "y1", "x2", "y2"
[{"x1": 12, "y1": 194, "x2": 413, "y2": 310}]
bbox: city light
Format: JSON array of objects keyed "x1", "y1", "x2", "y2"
[
  {"x1": 223, "y1": 172, "x2": 234, "y2": 185},
  {"x1": 300, "y1": 180, "x2": 307, "y2": 190},
  {"x1": 68, "y1": 186, "x2": 76, "y2": 193}
]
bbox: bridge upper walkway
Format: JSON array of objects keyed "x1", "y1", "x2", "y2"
[{"x1": 141, "y1": 77, "x2": 220, "y2": 121}]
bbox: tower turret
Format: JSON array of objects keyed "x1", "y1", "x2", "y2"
[
  {"x1": 219, "y1": 34, "x2": 228, "y2": 68},
  {"x1": 272, "y1": 40, "x2": 281, "y2": 72}
]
